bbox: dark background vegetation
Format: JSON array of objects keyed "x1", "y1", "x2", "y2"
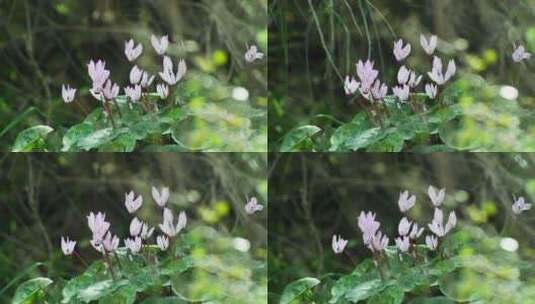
[
  {"x1": 268, "y1": 0, "x2": 535, "y2": 150},
  {"x1": 268, "y1": 153, "x2": 535, "y2": 301},
  {"x1": 0, "y1": 153, "x2": 267, "y2": 302},
  {"x1": 0, "y1": 0, "x2": 267, "y2": 150}
]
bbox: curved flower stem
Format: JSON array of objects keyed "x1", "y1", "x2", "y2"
[
  {"x1": 344, "y1": 251, "x2": 357, "y2": 267},
  {"x1": 373, "y1": 254, "x2": 385, "y2": 281},
  {"x1": 359, "y1": 98, "x2": 378, "y2": 127},
  {"x1": 102, "y1": 101, "x2": 116, "y2": 129},
  {"x1": 111, "y1": 98, "x2": 122, "y2": 118},
  {"x1": 114, "y1": 254, "x2": 123, "y2": 271},
  {"x1": 142, "y1": 94, "x2": 154, "y2": 113},
  {"x1": 73, "y1": 251, "x2": 88, "y2": 267},
  {"x1": 74, "y1": 102, "x2": 89, "y2": 116},
  {"x1": 103, "y1": 251, "x2": 116, "y2": 281}
]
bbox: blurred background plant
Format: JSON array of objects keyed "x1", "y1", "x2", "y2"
[
  {"x1": 0, "y1": 0, "x2": 267, "y2": 152},
  {"x1": 268, "y1": 153, "x2": 535, "y2": 303},
  {"x1": 269, "y1": 0, "x2": 535, "y2": 152},
  {"x1": 0, "y1": 153, "x2": 267, "y2": 303}
]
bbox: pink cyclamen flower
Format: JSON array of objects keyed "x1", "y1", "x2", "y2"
[
  {"x1": 393, "y1": 85, "x2": 410, "y2": 102},
  {"x1": 371, "y1": 80, "x2": 388, "y2": 101},
  {"x1": 152, "y1": 186, "x2": 170, "y2": 207},
  {"x1": 428, "y1": 208, "x2": 457, "y2": 237},
  {"x1": 356, "y1": 60, "x2": 379, "y2": 93},
  {"x1": 398, "y1": 190, "x2": 416, "y2": 213},
  {"x1": 512, "y1": 45, "x2": 532, "y2": 63},
  {"x1": 156, "y1": 84, "x2": 169, "y2": 99},
  {"x1": 125, "y1": 39, "x2": 143, "y2": 62},
  {"x1": 124, "y1": 85, "x2": 142, "y2": 102},
  {"x1": 125, "y1": 191, "x2": 143, "y2": 214},
  {"x1": 512, "y1": 197, "x2": 532, "y2": 215},
  {"x1": 87, "y1": 60, "x2": 110, "y2": 91},
  {"x1": 124, "y1": 236, "x2": 142, "y2": 253},
  {"x1": 394, "y1": 39, "x2": 411, "y2": 61},
  {"x1": 102, "y1": 80, "x2": 120, "y2": 101},
  {"x1": 425, "y1": 83, "x2": 438, "y2": 99},
  {"x1": 159, "y1": 56, "x2": 187, "y2": 86},
  {"x1": 61, "y1": 236, "x2": 76, "y2": 255},
  {"x1": 408, "y1": 71, "x2": 422, "y2": 88},
  {"x1": 409, "y1": 223, "x2": 424, "y2": 240},
  {"x1": 332, "y1": 234, "x2": 348, "y2": 254},
  {"x1": 130, "y1": 65, "x2": 143, "y2": 84},
  {"x1": 428, "y1": 185, "x2": 445, "y2": 207},
  {"x1": 130, "y1": 217, "x2": 143, "y2": 236},
  {"x1": 368, "y1": 231, "x2": 389, "y2": 253},
  {"x1": 140, "y1": 72, "x2": 155, "y2": 89},
  {"x1": 245, "y1": 45, "x2": 264, "y2": 63},
  {"x1": 395, "y1": 236, "x2": 410, "y2": 252},
  {"x1": 420, "y1": 34, "x2": 438, "y2": 56},
  {"x1": 344, "y1": 76, "x2": 360, "y2": 95},
  {"x1": 140, "y1": 223, "x2": 155, "y2": 240},
  {"x1": 102, "y1": 232, "x2": 120, "y2": 252},
  {"x1": 245, "y1": 197, "x2": 264, "y2": 215},
  {"x1": 428, "y1": 56, "x2": 456, "y2": 85},
  {"x1": 398, "y1": 217, "x2": 412, "y2": 236},
  {"x1": 397, "y1": 66, "x2": 411, "y2": 85},
  {"x1": 87, "y1": 212, "x2": 110, "y2": 242},
  {"x1": 357, "y1": 211, "x2": 381, "y2": 245},
  {"x1": 159, "y1": 208, "x2": 187, "y2": 237},
  {"x1": 62, "y1": 84, "x2": 77, "y2": 103},
  {"x1": 157, "y1": 235, "x2": 169, "y2": 251},
  {"x1": 425, "y1": 235, "x2": 438, "y2": 250},
  {"x1": 151, "y1": 35, "x2": 169, "y2": 56}
]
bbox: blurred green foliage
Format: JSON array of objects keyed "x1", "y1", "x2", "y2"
[
  {"x1": 0, "y1": 0, "x2": 267, "y2": 152},
  {"x1": 269, "y1": 0, "x2": 535, "y2": 151},
  {"x1": 268, "y1": 153, "x2": 535, "y2": 303},
  {"x1": 0, "y1": 153, "x2": 267, "y2": 303}
]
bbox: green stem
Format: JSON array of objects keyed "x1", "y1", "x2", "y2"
[
  {"x1": 103, "y1": 251, "x2": 116, "y2": 281},
  {"x1": 102, "y1": 101, "x2": 116, "y2": 129}
]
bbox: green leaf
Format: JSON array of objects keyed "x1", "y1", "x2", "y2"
[
  {"x1": 330, "y1": 259, "x2": 378, "y2": 303},
  {"x1": 342, "y1": 127, "x2": 385, "y2": 152},
  {"x1": 77, "y1": 128, "x2": 128, "y2": 151},
  {"x1": 280, "y1": 125, "x2": 321, "y2": 152},
  {"x1": 142, "y1": 144, "x2": 191, "y2": 152},
  {"x1": 77, "y1": 279, "x2": 129, "y2": 302},
  {"x1": 330, "y1": 274, "x2": 364, "y2": 303},
  {"x1": 329, "y1": 113, "x2": 373, "y2": 151},
  {"x1": 12, "y1": 125, "x2": 54, "y2": 152},
  {"x1": 280, "y1": 277, "x2": 320, "y2": 304},
  {"x1": 98, "y1": 284, "x2": 137, "y2": 304},
  {"x1": 61, "y1": 123, "x2": 95, "y2": 151},
  {"x1": 98, "y1": 133, "x2": 137, "y2": 152},
  {"x1": 13, "y1": 277, "x2": 53, "y2": 304},
  {"x1": 396, "y1": 267, "x2": 430, "y2": 292},
  {"x1": 140, "y1": 296, "x2": 189, "y2": 304},
  {"x1": 367, "y1": 132, "x2": 404, "y2": 152},
  {"x1": 62, "y1": 274, "x2": 96, "y2": 303},
  {"x1": 367, "y1": 284, "x2": 404, "y2": 304},
  {"x1": 160, "y1": 256, "x2": 194, "y2": 276},
  {"x1": 344, "y1": 279, "x2": 386, "y2": 303},
  {"x1": 408, "y1": 296, "x2": 455, "y2": 304}
]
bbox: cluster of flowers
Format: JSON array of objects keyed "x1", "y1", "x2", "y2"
[
  {"x1": 344, "y1": 34, "x2": 533, "y2": 105},
  {"x1": 343, "y1": 34, "x2": 456, "y2": 104},
  {"x1": 332, "y1": 185, "x2": 456, "y2": 257},
  {"x1": 332, "y1": 187, "x2": 533, "y2": 258},
  {"x1": 62, "y1": 34, "x2": 189, "y2": 121},
  {"x1": 61, "y1": 39, "x2": 264, "y2": 105},
  {"x1": 60, "y1": 186, "x2": 187, "y2": 266}
]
